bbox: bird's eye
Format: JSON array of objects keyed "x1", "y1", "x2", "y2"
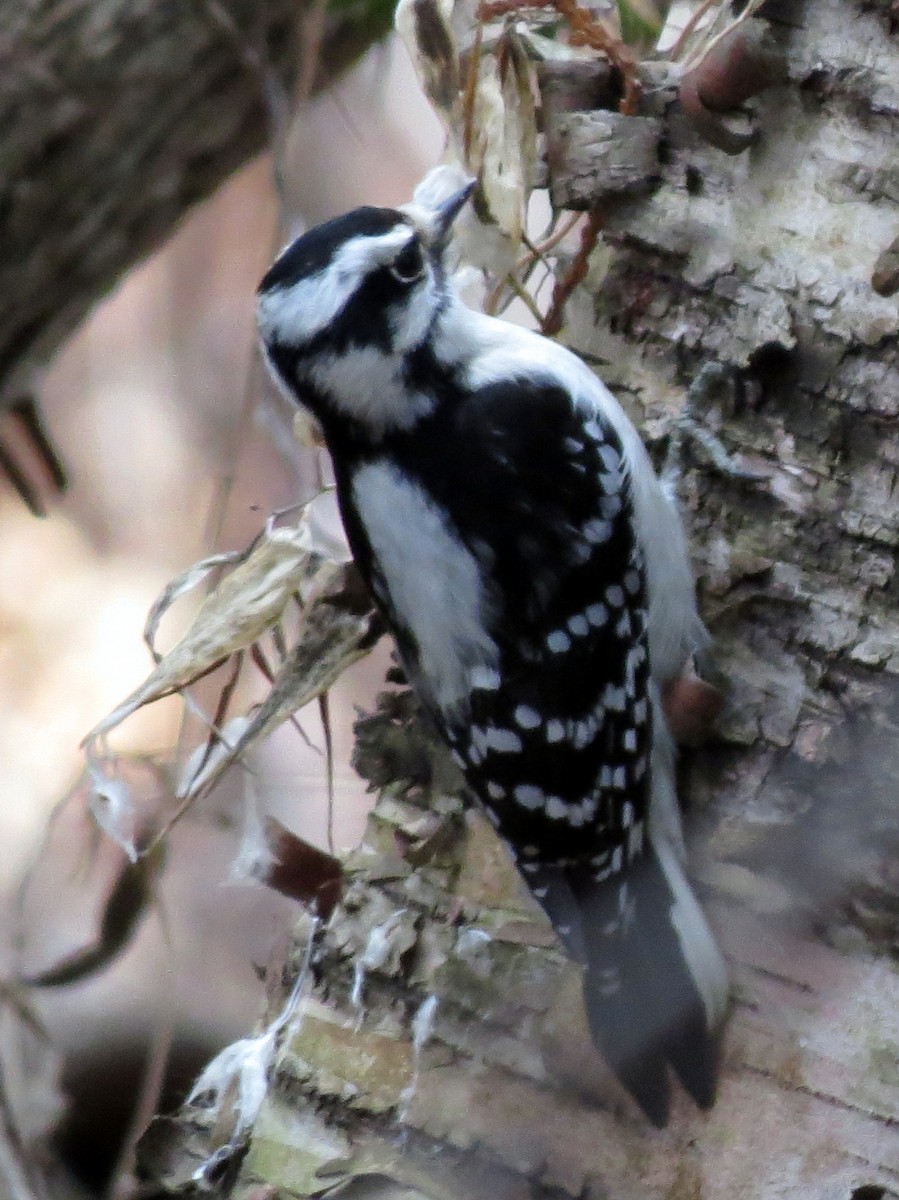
[{"x1": 390, "y1": 240, "x2": 425, "y2": 284}]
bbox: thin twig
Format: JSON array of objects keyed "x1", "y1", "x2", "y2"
[
  {"x1": 664, "y1": 0, "x2": 720, "y2": 62},
  {"x1": 251, "y1": 641, "x2": 319, "y2": 753},
  {"x1": 105, "y1": 1020, "x2": 174, "y2": 1200},
  {"x1": 551, "y1": 0, "x2": 642, "y2": 113},
  {"x1": 0, "y1": 1063, "x2": 45, "y2": 1200},
  {"x1": 318, "y1": 691, "x2": 336, "y2": 855},
  {"x1": 541, "y1": 208, "x2": 604, "y2": 336},
  {"x1": 461, "y1": 21, "x2": 484, "y2": 163},
  {"x1": 505, "y1": 272, "x2": 549, "y2": 325},
  {"x1": 181, "y1": 652, "x2": 245, "y2": 799},
  {"x1": 681, "y1": 0, "x2": 766, "y2": 71},
  {"x1": 486, "y1": 213, "x2": 582, "y2": 315}
]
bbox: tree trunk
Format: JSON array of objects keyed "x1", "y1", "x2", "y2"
[
  {"x1": 144, "y1": 1, "x2": 899, "y2": 1197},
  {"x1": 0, "y1": 0, "x2": 389, "y2": 406}
]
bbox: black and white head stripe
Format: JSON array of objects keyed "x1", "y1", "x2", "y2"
[{"x1": 258, "y1": 209, "x2": 422, "y2": 348}]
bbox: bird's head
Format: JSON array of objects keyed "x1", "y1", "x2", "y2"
[{"x1": 257, "y1": 180, "x2": 475, "y2": 438}]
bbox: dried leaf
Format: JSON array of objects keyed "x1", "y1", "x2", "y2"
[
  {"x1": 500, "y1": 31, "x2": 536, "y2": 233},
  {"x1": 86, "y1": 760, "x2": 141, "y2": 861},
  {"x1": 258, "y1": 816, "x2": 342, "y2": 917},
  {"x1": 19, "y1": 840, "x2": 165, "y2": 988},
  {"x1": 182, "y1": 577, "x2": 380, "y2": 803},
  {"x1": 395, "y1": 0, "x2": 460, "y2": 119},
  {"x1": 470, "y1": 35, "x2": 535, "y2": 244},
  {"x1": 143, "y1": 547, "x2": 246, "y2": 662},
  {"x1": 83, "y1": 524, "x2": 329, "y2": 746}
]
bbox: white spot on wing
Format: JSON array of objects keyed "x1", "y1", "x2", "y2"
[
  {"x1": 586, "y1": 602, "x2": 608, "y2": 627},
  {"x1": 352, "y1": 462, "x2": 497, "y2": 715},
  {"x1": 598, "y1": 444, "x2": 620, "y2": 471},
  {"x1": 545, "y1": 796, "x2": 568, "y2": 820},
  {"x1": 471, "y1": 665, "x2": 501, "y2": 691},
  {"x1": 583, "y1": 518, "x2": 613, "y2": 545},
  {"x1": 567, "y1": 613, "x2": 590, "y2": 637},
  {"x1": 547, "y1": 630, "x2": 571, "y2": 653},
  {"x1": 514, "y1": 784, "x2": 544, "y2": 809},
  {"x1": 484, "y1": 727, "x2": 522, "y2": 753},
  {"x1": 514, "y1": 705, "x2": 541, "y2": 730}
]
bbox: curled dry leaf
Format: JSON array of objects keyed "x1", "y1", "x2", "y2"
[
  {"x1": 20, "y1": 837, "x2": 166, "y2": 988},
  {"x1": 78, "y1": 503, "x2": 381, "y2": 859},
  {"x1": 470, "y1": 31, "x2": 536, "y2": 244},
  {"x1": 395, "y1": 0, "x2": 460, "y2": 120},
  {"x1": 259, "y1": 816, "x2": 342, "y2": 917},
  {"x1": 180, "y1": 572, "x2": 380, "y2": 804},
  {"x1": 82, "y1": 523, "x2": 333, "y2": 747}
]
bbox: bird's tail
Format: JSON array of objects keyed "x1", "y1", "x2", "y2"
[{"x1": 528, "y1": 840, "x2": 728, "y2": 1126}]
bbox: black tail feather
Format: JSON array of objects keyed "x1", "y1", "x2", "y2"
[{"x1": 526, "y1": 843, "x2": 725, "y2": 1125}]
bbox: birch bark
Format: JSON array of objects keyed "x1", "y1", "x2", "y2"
[{"x1": 118, "y1": 1, "x2": 899, "y2": 1196}]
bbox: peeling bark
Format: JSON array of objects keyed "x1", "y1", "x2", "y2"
[{"x1": 143, "y1": 1, "x2": 899, "y2": 1197}]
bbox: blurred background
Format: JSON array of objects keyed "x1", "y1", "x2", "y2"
[{"x1": 0, "y1": 36, "x2": 442, "y2": 1194}]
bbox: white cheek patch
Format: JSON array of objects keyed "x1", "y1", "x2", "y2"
[
  {"x1": 352, "y1": 461, "x2": 499, "y2": 715},
  {"x1": 257, "y1": 226, "x2": 414, "y2": 346},
  {"x1": 309, "y1": 346, "x2": 435, "y2": 435}
]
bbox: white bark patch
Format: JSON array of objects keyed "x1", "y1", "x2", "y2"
[{"x1": 352, "y1": 461, "x2": 498, "y2": 715}]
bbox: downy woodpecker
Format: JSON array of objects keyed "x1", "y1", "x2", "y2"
[{"x1": 257, "y1": 181, "x2": 728, "y2": 1125}]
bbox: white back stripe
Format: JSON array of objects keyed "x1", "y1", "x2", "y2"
[{"x1": 351, "y1": 461, "x2": 498, "y2": 715}]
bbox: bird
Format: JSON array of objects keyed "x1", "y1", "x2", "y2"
[{"x1": 256, "y1": 179, "x2": 729, "y2": 1125}]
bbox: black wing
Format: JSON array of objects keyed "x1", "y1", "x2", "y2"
[{"x1": 389, "y1": 373, "x2": 652, "y2": 871}]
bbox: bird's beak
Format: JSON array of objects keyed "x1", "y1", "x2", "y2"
[{"x1": 431, "y1": 179, "x2": 476, "y2": 243}]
